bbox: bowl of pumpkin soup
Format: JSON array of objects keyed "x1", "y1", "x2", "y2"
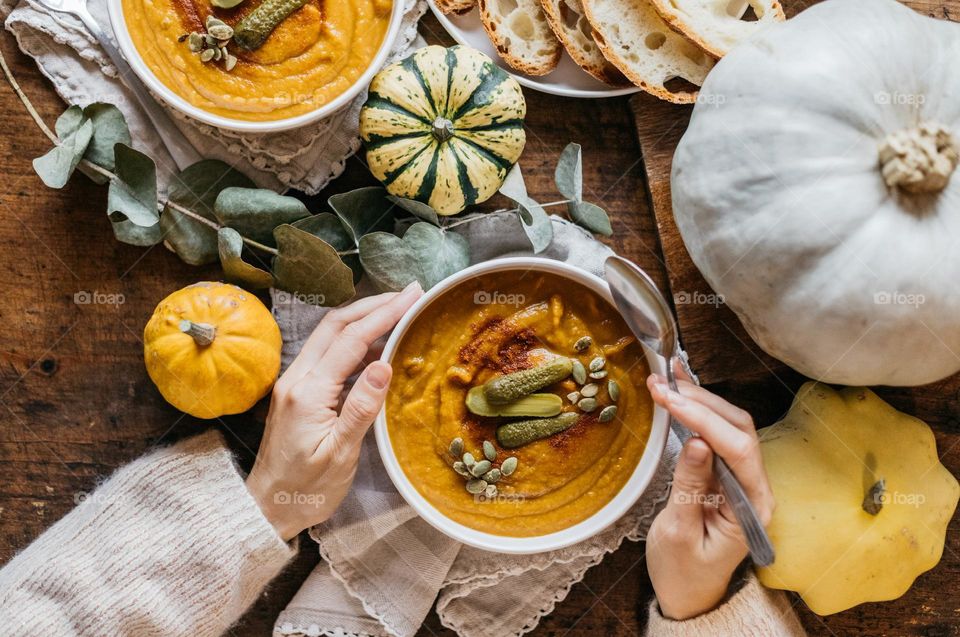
[
  {"x1": 107, "y1": 0, "x2": 402, "y2": 131},
  {"x1": 376, "y1": 258, "x2": 670, "y2": 554}
]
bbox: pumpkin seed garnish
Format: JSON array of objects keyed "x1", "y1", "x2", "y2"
[
  {"x1": 463, "y1": 452, "x2": 476, "y2": 468},
  {"x1": 484, "y1": 484, "x2": 498, "y2": 498},
  {"x1": 471, "y1": 460, "x2": 493, "y2": 477},
  {"x1": 483, "y1": 468, "x2": 502, "y2": 483},
  {"x1": 589, "y1": 357, "x2": 606, "y2": 372},
  {"x1": 199, "y1": 48, "x2": 216, "y2": 62},
  {"x1": 207, "y1": 23, "x2": 235, "y2": 40},
  {"x1": 572, "y1": 360, "x2": 587, "y2": 384},
  {"x1": 452, "y1": 461, "x2": 470, "y2": 477},
  {"x1": 182, "y1": 17, "x2": 238, "y2": 72},
  {"x1": 482, "y1": 440, "x2": 497, "y2": 462},
  {"x1": 449, "y1": 437, "x2": 464, "y2": 458},
  {"x1": 187, "y1": 32, "x2": 204, "y2": 52},
  {"x1": 501, "y1": 456, "x2": 518, "y2": 476},
  {"x1": 580, "y1": 383, "x2": 599, "y2": 398},
  {"x1": 567, "y1": 391, "x2": 580, "y2": 403},
  {"x1": 598, "y1": 405, "x2": 618, "y2": 423},
  {"x1": 466, "y1": 479, "x2": 487, "y2": 495},
  {"x1": 589, "y1": 370, "x2": 608, "y2": 379},
  {"x1": 574, "y1": 336, "x2": 592, "y2": 352},
  {"x1": 578, "y1": 397, "x2": 598, "y2": 412},
  {"x1": 608, "y1": 380, "x2": 620, "y2": 401}
]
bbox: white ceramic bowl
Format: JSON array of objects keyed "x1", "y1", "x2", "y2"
[
  {"x1": 106, "y1": 0, "x2": 406, "y2": 132},
  {"x1": 428, "y1": 0, "x2": 641, "y2": 99},
  {"x1": 375, "y1": 257, "x2": 670, "y2": 554}
]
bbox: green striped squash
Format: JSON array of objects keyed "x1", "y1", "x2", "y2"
[{"x1": 359, "y1": 45, "x2": 526, "y2": 216}]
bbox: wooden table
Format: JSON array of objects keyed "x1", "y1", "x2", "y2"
[{"x1": 0, "y1": 8, "x2": 956, "y2": 636}]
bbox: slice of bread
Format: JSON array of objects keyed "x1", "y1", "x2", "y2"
[
  {"x1": 649, "y1": 0, "x2": 785, "y2": 58},
  {"x1": 582, "y1": 0, "x2": 714, "y2": 103},
  {"x1": 540, "y1": 0, "x2": 630, "y2": 86},
  {"x1": 435, "y1": 0, "x2": 476, "y2": 15},
  {"x1": 479, "y1": 0, "x2": 563, "y2": 76}
]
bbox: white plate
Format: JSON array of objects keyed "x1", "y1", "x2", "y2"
[{"x1": 427, "y1": 1, "x2": 641, "y2": 99}]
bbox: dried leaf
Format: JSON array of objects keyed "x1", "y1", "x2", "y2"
[
  {"x1": 499, "y1": 165, "x2": 552, "y2": 253},
  {"x1": 32, "y1": 119, "x2": 93, "y2": 189},
  {"x1": 402, "y1": 223, "x2": 470, "y2": 288},
  {"x1": 387, "y1": 195, "x2": 440, "y2": 226},
  {"x1": 358, "y1": 231, "x2": 422, "y2": 292},
  {"x1": 328, "y1": 186, "x2": 396, "y2": 245},
  {"x1": 292, "y1": 213, "x2": 361, "y2": 283},
  {"x1": 214, "y1": 187, "x2": 310, "y2": 246},
  {"x1": 160, "y1": 160, "x2": 254, "y2": 265},
  {"x1": 272, "y1": 224, "x2": 355, "y2": 306},
  {"x1": 568, "y1": 201, "x2": 612, "y2": 236},
  {"x1": 218, "y1": 227, "x2": 274, "y2": 289},
  {"x1": 107, "y1": 144, "x2": 158, "y2": 228},
  {"x1": 83, "y1": 103, "x2": 132, "y2": 173},
  {"x1": 554, "y1": 142, "x2": 583, "y2": 202}
]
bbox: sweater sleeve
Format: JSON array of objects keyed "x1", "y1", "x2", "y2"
[
  {"x1": 0, "y1": 430, "x2": 296, "y2": 636},
  {"x1": 645, "y1": 573, "x2": 807, "y2": 637}
]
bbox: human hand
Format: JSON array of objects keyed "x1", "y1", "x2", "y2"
[
  {"x1": 644, "y1": 366, "x2": 775, "y2": 620},
  {"x1": 246, "y1": 282, "x2": 423, "y2": 540}
]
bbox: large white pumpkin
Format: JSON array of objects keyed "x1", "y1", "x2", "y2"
[{"x1": 672, "y1": 0, "x2": 960, "y2": 386}]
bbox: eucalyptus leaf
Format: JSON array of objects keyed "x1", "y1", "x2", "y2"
[
  {"x1": 555, "y1": 142, "x2": 583, "y2": 202},
  {"x1": 358, "y1": 232, "x2": 422, "y2": 292},
  {"x1": 214, "y1": 187, "x2": 310, "y2": 246},
  {"x1": 292, "y1": 213, "x2": 361, "y2": 283},
  {"x1": 83, "y1": 103, "x2": 132, "y2": 173},
  {"x1": 32, "y1": 119, "x2": 93, "y2": 189},
  {"x1": 272, "y1": 224, "x2": 355, "y2": 306},
  {"x1": 402, "y1": 223, "x2": 470, "y2": 288},
  {"x1": 499, "y1": 165, "x2": 552, "y2": 253},
  {"x1": 54, "y1": 105, "x2": 85, "y2": 139},
  {"x1": 218, "y1": 227, "x2": 274, "y2": 289},
  {"x1": 328, "y1": 186, "x2": 396, "y2": 245},
  {"x1": 569, "y1": 200, "x2": 612, "y2": 236},
  {"x1": 107, "y1": 143, "x2": 158, "y2": 228},
  {"x1": 109, "y1": 217, "x2": 163, "y2": 246},
  {"x1": 387, "y1": 195, "x2": 440, "y2": 226},
  {"x1": 518, "y1": 202, "x2": 553, "y2": 253},
  {"x1": 160, "y1": 160, "x2": 255, "y2": 265}
]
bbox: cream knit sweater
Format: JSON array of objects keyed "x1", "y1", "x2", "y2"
[{"x1": 0, "y1": 431, "x2": 805, "y2": 637}]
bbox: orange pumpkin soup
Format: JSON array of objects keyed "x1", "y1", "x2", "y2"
[{"x1": 386, "y1": 270, "x2": 653, "y2": 537}]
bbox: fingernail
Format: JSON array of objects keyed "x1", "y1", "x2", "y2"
[
  {"x1": 684, "y1": 441, "x2": 709, "y2": 466},
  {"x1": 649, "y1": 373, "x2": 666, "y2": 385},
  {"x1": 652, "y1": 383, "x2": 669, "y2": 398},
  {"x1": 367, "y1": 363, "x2": 391, "y2": 389},
  {"x1": 401, "y1": 280, "x2": 423, "y2": 295},
  {"x1": 667, "y1": 390, "x2": 686, "y2": 406}
]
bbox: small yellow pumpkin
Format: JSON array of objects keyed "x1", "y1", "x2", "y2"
[
  {"x1": 144, "y1": 282, "x2": 281, "y2": 419},
  {"x1": 757, "y1": 383, "x2": 959, "y2": 615}
]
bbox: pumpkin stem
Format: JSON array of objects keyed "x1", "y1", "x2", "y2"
[
  {"x1": 880, "y1": 123, "x2": 958, "y2": 194},
  {"x1": 862, "y1": 478, "x2": 885, "y2": 516},
  {"x1": 431, "y1": 117, "x2": 454, "y2": 142},
  {"x1": 179, "y1": 319, "x2": 216, "y2": 347}
]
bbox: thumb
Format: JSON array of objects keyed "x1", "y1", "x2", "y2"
[
  {"x1": 666, "y1": 438, "x2": 715, "y2": 526},
  {"x1": 336, "y1": 361, "x2": 392, "y2": 449}
]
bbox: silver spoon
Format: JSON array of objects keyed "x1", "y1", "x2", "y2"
[
  {"x1": 27, "y1": 0, "x2": 202, "y2": 170},
  {"x1": 604, "y1": 256, "x2": 775, "y2": 567}
]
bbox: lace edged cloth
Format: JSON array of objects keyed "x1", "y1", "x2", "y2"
[
  {"x1": 4, "y1": 0, "x2": 427, "y2": 194},
  {"x1": 271, "y1": 213, "x2": 682, "y2": 637}
]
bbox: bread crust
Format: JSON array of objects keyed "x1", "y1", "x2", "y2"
[
  {"x1": 649, "y1": 0, "x2": 786, "y2": 58},
  {"x1": 436, "y1": 0, "x2": 477, "y2": 15},
  {"x1": 478, "y1": 0, "x2": 563, "y2": 76},
  {"x1": 538, "y1": 0, "x2": 631, "y2": 86}
]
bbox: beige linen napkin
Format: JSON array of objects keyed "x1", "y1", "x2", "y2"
[
  {"x1": 272, "y1": 212, "x2": 682, "y2": 637},
  {"x1": 4, "y1": 0, "x2": 427, "y2": 194}
]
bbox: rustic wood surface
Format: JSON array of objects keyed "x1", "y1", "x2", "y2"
[{"x1": 0, "y1": 4, "x2": 956, "y2": 637}]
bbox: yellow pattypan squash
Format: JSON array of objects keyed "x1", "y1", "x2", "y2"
[
  {"x1": 757, "y1": 382, "x2": 959, "y2": 615},
  {"x1": 144, "y1": 282, "x2": 282, "y2": 419}
]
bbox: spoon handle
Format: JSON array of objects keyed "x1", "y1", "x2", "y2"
[{"x1": 665, "y1": 358, "x2": 775, "y2": 567}]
